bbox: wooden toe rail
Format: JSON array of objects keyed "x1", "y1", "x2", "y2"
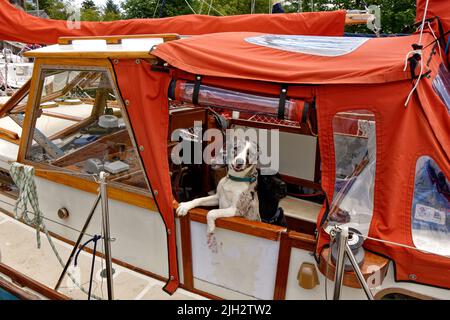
[
  {"x1": 319, "y1": 247, "x2": 389, "y2": 289},
  {"x1": 185, "y1": 207, "x2": 286, "y2": 241}
]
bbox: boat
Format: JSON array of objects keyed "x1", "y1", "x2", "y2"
[
  {"x1": 0, "y1": 45, "x2": 34, "y2": 94},
  {"x1": 0, "y1": 0, "x2": 448, "y2": 301}
]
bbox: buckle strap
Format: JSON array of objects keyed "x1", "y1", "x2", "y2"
[
  {"x1": 192, "y1": 75, "x2": 202, "y2": 105},
  {"x1": 278, "y1": 84, "x2": 289, "y2": 119}
]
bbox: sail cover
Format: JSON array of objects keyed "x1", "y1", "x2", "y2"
[{"x1": 0, "y1": 0, "x2": 346, "y2": 45}]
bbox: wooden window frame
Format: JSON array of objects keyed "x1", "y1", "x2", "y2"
[{"x1": 16, "y1": 58, "x2": 156, "y2": 211}]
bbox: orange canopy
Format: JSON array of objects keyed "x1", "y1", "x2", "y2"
[
  {"x1": 143, "y1": 29, "x2": 450, "y2": 290},
  {"x1": 153, "y1": 32, "x2": 419, "y2": 85},
  {"x1": 416, "y1": 0, "x2": 450, "y2": 36},
  {"x1": 0, "y1": 0, "x2": 346, "y2": 45}
]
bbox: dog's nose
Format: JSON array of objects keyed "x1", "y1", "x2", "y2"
[{"x1": 234, "y1": 158, "x2": 245, "y2": 167}]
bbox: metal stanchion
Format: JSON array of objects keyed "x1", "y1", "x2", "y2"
[
  {"x1": 333, "y1": 227, "x2": 348, "y2": 300},
  {"x1": 332, "y1": 226, "x2": 374, "y2": 300},
  {"x1": 99, "y1": 171, "x2": 114, "y2": 300},
  {"x1": 345, "y1": 242, "x2": 374, "y2": 300}
]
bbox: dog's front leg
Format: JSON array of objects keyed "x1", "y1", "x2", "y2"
[
  {"x1": 176, "y1": 194, "x2": 220, "y2": 217},
  {"x1": 206, "y1": 207, "x2": 237, "y2": 234}
]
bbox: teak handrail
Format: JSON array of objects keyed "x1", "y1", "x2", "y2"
[{"x1": 58, "y1": 33, "x2": 181, "y2": 45}]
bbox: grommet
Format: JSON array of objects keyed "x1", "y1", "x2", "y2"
[
  {"x1": 113, "y1": 59, "x2": 119, "y2": 65},
  {"x1": 167, "y1": 229, "x2": 171, "y2": 235},
  {"x1": 139, "y1": 145, "x2": 145, "y2": 152},
  {"x1": 135, "y1": 59, "x2": 141, "y2": 64},
  {"x1": 153, "y1": 190, "x2": 158, "y2": 196},
  {"x1": 282, "y1": 88, "x2": 287, "y2": 93},
  {"x1": 409, "y1": 274, "x2": 417, "y2": 280},
  {"x1": 163, "y1": 63, "x2": 169, "y2": 67},
  {"x1": 196, "y1": 76, "x2": 202, "y2": 81},
  {"x1": 170, "y1": 276, "x2": 175, "y2": 281},
  {"x1": 125, "y1": 100, "x2": 130, "y2": 107},
  {"x1": 57, "y1": 207, "x2": 69, "y2": 220}
]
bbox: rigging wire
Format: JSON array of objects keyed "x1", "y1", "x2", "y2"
[
  {"x1": 184, "y1": 0, "x2": 197, "y2": 14},
  {"x1": 152, "y1": 0, "x2": 161, "y2": 18},
  {"x1": 0, "y1": 197, "x2": 97, "y2": 238},
  {"x1": 197, "y1": 0, "x2": 223, "y2": 16}
]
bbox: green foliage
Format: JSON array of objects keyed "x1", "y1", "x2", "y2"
[
  {"x1": 80, "y1": 0, "x2": 101, "y2": 21},
  {"x1": 284, "y1": 0, "x2": 416, "y2": 34},
  {"x1": 104, "y1": 0, "x2": 121, "y2": 15},
  {"x1": 81, "y1": 0, "x2": 97, "y2": 11},
  {"x1": 103, "y1": 0, "x2": 121, "y2": 21},
  {"x1": 28, "y1": 0, "x2": 417, "y2": 34},
  {"x1": 30, "y1": 0, "x2": 70, "y2": 20}
]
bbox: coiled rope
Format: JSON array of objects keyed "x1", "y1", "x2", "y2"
[{"x1": 9, "y1": 162, "x2": 103, "y2": 300}]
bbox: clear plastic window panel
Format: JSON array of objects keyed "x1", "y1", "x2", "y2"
[
  {"x1": 327, "y1": 110, "x2": 376, "y2": 237},
  {"x1": 433, "y1": 63, "x2": 450, "y2": 114},
  {"x1": 245, "y1": 35, "x2": 370, "y2": 57},
  {"x1": 411, "y1": 156, "x2": 450, "y2": 256},
  {"x1": 25, "y1": 68, "x2": 150, "y2": 192}
]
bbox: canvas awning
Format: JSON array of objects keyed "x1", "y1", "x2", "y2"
[{"x1": 0, "y1": 0, "x2": 346, "y2": 45}]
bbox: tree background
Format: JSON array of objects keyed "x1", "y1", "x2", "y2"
[{"x1": 14, "y1": 0, "x2": 417, "y2": 34}]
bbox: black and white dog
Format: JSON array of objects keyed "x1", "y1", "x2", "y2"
[{"x1": 176, "y1": 140, "x2": 261, "y2": 234}]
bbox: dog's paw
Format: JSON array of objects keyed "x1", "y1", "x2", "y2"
[
  {"x1": 207, "y1": 233, "x2": 218, "y2": 253},
  {"x1": 176, "y1": 201, "x2": 193, "y2": 217},
  {"x1": 207, "y1": 223, "x2": 216, "y2": 234}
]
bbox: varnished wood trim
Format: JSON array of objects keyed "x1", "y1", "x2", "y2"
[
  {"x1": 0, "y1": 276, "x2": 41, "y2": 300},
  {"x1": 288, "y1": 231, "x2": 317, "y2": 251},
  {"x1": 180, "y1": 215, "x2": 194, "y2": 291},
  {"x1": 374, "y1": 287, "x2": 435, "y2": 300},
  {"x1": 280, "y1": 174, "x2": 322, "y2": 191},
  {"x1": 318, "y1": 247, "x2": 389, "y2": 289},
  {"x1": 273, "y1": 232, "x2": 291, "y2": 300},
  {"x1": 58, "y1": 34, "x2": 180, "y2": 45},
  {"x1": 42, "y1": 111, "x2": 84, "y2": 122},
  {"x1": 27, "y1": 162, "x2": 158, "y2": 212},
  {"x1": 188, "y1": 207, "x2": 286, "y2": 241},
  {"x1": 0, "y1": 263, "x2": 70, "y2": 300},
  {"x1": 345, "y1": 13, "x2": 376, "y2": 25},
  {"x1": 0, "y1": 79, "x2": 31, "y2": 118},
  {"x1": 17, "y1": 60, "x2": 44, "y2": 162}
]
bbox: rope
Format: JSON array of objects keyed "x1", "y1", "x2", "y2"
[
  {"x1": 404, "y1": 0, "x2": 430, "y2": 107},
  {"x1": 331, "y1": 228, "x2": 450, "y2": 259},
  {"x1": 9, "y1": 162, "x2": 103, "y2": 300},
  {"x1": 0, "y1": 197, "x2": 97, "y2": 238}
]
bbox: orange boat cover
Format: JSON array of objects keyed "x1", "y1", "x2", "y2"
[
  {"x1": 416, "y1": 0, "x2": 449, "y2": 64},
  {"x1": 146, "y1": 30, "x2": 450, "y2": 289},
  {"x1": 0, "y1": 0, "x2": 346, "y2": 44},
  {"x1": 152, "y1": 32, "x2": 417, "y2": 85},
  {"x1": 416, "y1": 0, "x2": 450, "y2": 36}
]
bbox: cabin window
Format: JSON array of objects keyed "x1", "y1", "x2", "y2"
[
  {"x1": 433, "y1": 64, "x2": 450, "y2": 114},
  {"x1": 24, "y1": 67, "x2": 150, "y2": 193},
  {"x1": 328, "y1": 110, "x2": 376, "y2": 236},
  {"x1": 411, "y1": 156, "x2": 450, "y2": 256}
]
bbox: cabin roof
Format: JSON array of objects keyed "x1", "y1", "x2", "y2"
[
  {"x1": 24, "y1": 34, "x2": 179, "y2": 59},
  {"x1": 152, "y1": 32, "x2": 435, "y2": 85}
]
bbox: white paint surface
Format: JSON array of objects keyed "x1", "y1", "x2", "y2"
[{"x1": 191, "y1": 221, "x2": 279, "y2": 300}]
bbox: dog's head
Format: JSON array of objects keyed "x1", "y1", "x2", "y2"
[
  {"x1": 227, "y1": 139, "x2": 259, "y2": 178},
  {"x1": 258, "y1": 174, "x2": 287, "y2": 200}
]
